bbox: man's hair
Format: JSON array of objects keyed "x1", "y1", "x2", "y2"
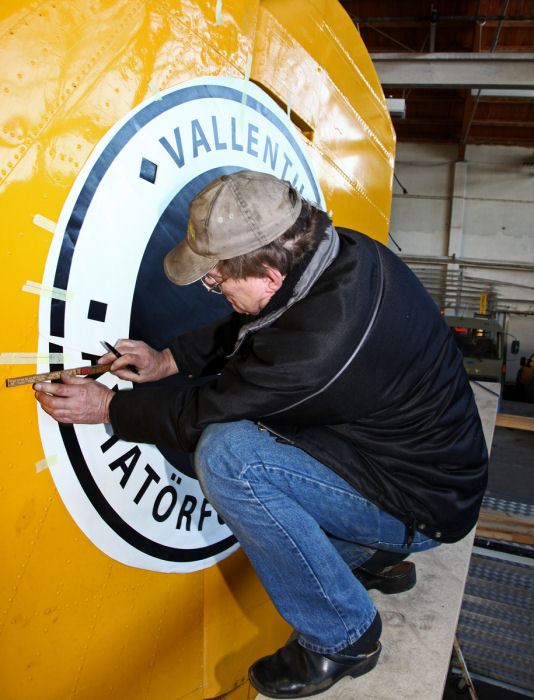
[{"x1": 217, "y1": 200, "x2": 331, "y2": 279}]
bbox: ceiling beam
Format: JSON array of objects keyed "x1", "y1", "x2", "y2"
[
  {"x1": 371, "y1": 53, "x2": 534, "y2": 89},
  {"x1": 471, "y1": 119, "x2": 534, "y2": 128},
  {"x1": 351, "y1": 16, "x2": 534, "y2": 24}
]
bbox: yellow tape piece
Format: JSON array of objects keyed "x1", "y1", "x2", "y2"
[
  {"x1": 215, "y1": 0, "x2": 223, "y2": 25},
  {"x1": 149, "y1": 78, "x2": 162, "y2": 101},
  {"x1": 22, "y1": 281, "x2": 74, "y2": 301},
  {"x1": 0, "y1": 353, "x2": 67, "y2": 364},
  {"x1": 36, "y1": 455, "x2": 58, "y2": 473},
  {"x1": 244, "y1": 52, "x2": 252, "y2": 85},
  {"x1": 33, "y1": 214, "x2": 56, "y2": 233},
  {"x1": 239, "y1": 53, "x2": 253, "y2": 129}
]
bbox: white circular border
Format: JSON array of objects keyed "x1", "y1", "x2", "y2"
[{"x1": 37, "y1": 77, "x2": 325, "y2": 572}]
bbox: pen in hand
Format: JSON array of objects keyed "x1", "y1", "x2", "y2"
[{"x1": 102, "y1": 341, "x2": 140, "y2": 375}]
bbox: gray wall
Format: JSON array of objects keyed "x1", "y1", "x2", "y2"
[{"x1": 388, "y1": 142, "x2": 534, "y2": 383}]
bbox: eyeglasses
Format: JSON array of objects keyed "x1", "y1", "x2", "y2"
[{"x1": 200, "y1": 272, "x2": 227, "y2": 294}]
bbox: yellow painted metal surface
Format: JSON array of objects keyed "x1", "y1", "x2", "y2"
[
  {"x1": 253, "y1": 0, "x2": 395, "y2": 235},
  {"x1": 0, "y1": 2, "x2": 394, "y2": 698}
]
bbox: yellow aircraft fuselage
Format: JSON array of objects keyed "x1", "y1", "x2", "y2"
[{"x1": 0, "y1": 2, "x2": 394, "y2": 698}]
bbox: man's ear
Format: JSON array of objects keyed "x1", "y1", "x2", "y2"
[{"x1": 262, "y1": 266, "x2": 286, "y2": 293}]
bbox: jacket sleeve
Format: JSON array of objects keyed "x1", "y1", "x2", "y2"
[
  {"x1": 109, "y1": 298, "x2": 344, "y2": 453},
  {"x1": 168, "y1": 312, "x2": 242, "y2": 377},
  {"x1": 109, "y1": 236, "x2": 380, "y2": 453}
]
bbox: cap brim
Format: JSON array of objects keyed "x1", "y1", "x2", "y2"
[{"x1": 163, "y1": 239, "x2": 218, "y2": 286}]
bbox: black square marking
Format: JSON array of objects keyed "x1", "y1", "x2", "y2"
[
  {"x1": 88, "y1": 299, "x2": 108, "y2": 322},
  {"x1": 140, "y1": 157, "x2": 158, "y2": 184}
]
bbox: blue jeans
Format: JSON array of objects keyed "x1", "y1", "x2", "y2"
[{"x1": 195, "y1": 420, "x2": 439, "y2": 654}]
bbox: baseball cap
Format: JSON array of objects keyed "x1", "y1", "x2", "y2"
[{"x1": 163, "y1": 170, "x2": 302, "y2": 285}]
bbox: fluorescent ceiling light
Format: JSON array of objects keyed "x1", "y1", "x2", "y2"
[
  {"x1": 386, "y1": 98, "x2": 406, "y2": 119},
  {"x1": 471, "y1": 89, "x2": 534, "y2": 98}
]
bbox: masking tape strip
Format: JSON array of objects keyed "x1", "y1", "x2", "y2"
[
  {"x1": 36, "y1": 455, "x2": 57, "y2": 473},
  {"x1": 239, "y1": 52, "x2": 253, "y2": 128},
  {"x1": 38, "y1": 333, "x2": 85, "y2": 354},
  {"x1": 33, "y1": 214, "x2": 56, "y2": 233},
  {"x1": 149, "y1": 78, "x2": 162, "y2": 101},
  {"x1": 23, "y1": 281, "x2": 74, "y2": 301},
  {"x1": 0, "y1": 353, "x2": 67, "y2": 364},
  {"x1": 215, "y1": 0, "x2": 223, "y2": 25}
]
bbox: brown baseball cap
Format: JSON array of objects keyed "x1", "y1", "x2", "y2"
[{"x1": 163, "y1": 170, "x2": 302, "y2": 285}]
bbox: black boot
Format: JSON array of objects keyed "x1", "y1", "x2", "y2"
[
  {"x1": 249, "y1": 613, "x2": 382, "y2": 698},
  {"x1": 354, "y1": 551, "x2": 415, "y2": 594},
  {"x1": 249, "y1": 639, "x2": 381, "y2": 698}
]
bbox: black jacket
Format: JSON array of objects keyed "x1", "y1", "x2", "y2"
[{"x1": 110, "y1": 227, "x2": 488, "y2": 544}]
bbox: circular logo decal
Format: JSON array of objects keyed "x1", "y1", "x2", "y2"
[{"x1": 37, "y1": 76, "x2": 325, "y2": 572}]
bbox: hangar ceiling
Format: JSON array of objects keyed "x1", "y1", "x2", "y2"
[{"x1": 340, "y1": 1, "x2": 534, "y2": 159}]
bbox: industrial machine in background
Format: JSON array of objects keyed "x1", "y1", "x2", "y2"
[{"x1": 444, "y1": 316, "x2": 511, "y2": 384}]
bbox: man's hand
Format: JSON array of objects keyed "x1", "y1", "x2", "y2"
[
  {"x1": 34, "y1": 373, "x2": 113, "y2": 424},
  {"x1": 98, "y1": 340, "x2": 178, "y2": 383}
]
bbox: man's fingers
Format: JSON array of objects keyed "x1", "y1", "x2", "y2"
[
  {"x1": 116, "y1": 339, "x2": 142, "y2": 352},
  {"x1": 99, "y1": 340, "x2": 141, "y2": 368},
  {"x1": 60, "y1": 372, "x2": 89, "y2": 385},
  {"x1": 39, "y1": 401, "x2": 73, "y2": 423},
  {"x1": 34, "y1": 375, "x2": 113, "y2": 424},
  {"x1": 34, "y1": 379, "x2": 74, "y2": 396},
  {"x1": 115, "y1": 368, "x2": 142, "y2": 382},
  {"x1": 109, "y1": 354, "x2": 139, "y2": 375},
  {"x1": 98, "y1": 352, "x2": 115, "y2": 365},
  {"x1": 34, "y1": 374, "x2": 88, "y2": 419},
  {"x1": 34, "y1": 389, "x2": 68, "y2": 413},
  {"x1": 96, "y1": 339, "x2": 169, "y2": 383}
]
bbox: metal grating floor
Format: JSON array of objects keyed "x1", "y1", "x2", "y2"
[
  {"x1": 482, "y1": 494, "x2": 534, "y2": 518},
  {"x1": 455, "y1": 543, "x2": 534, "y2": 693}
]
